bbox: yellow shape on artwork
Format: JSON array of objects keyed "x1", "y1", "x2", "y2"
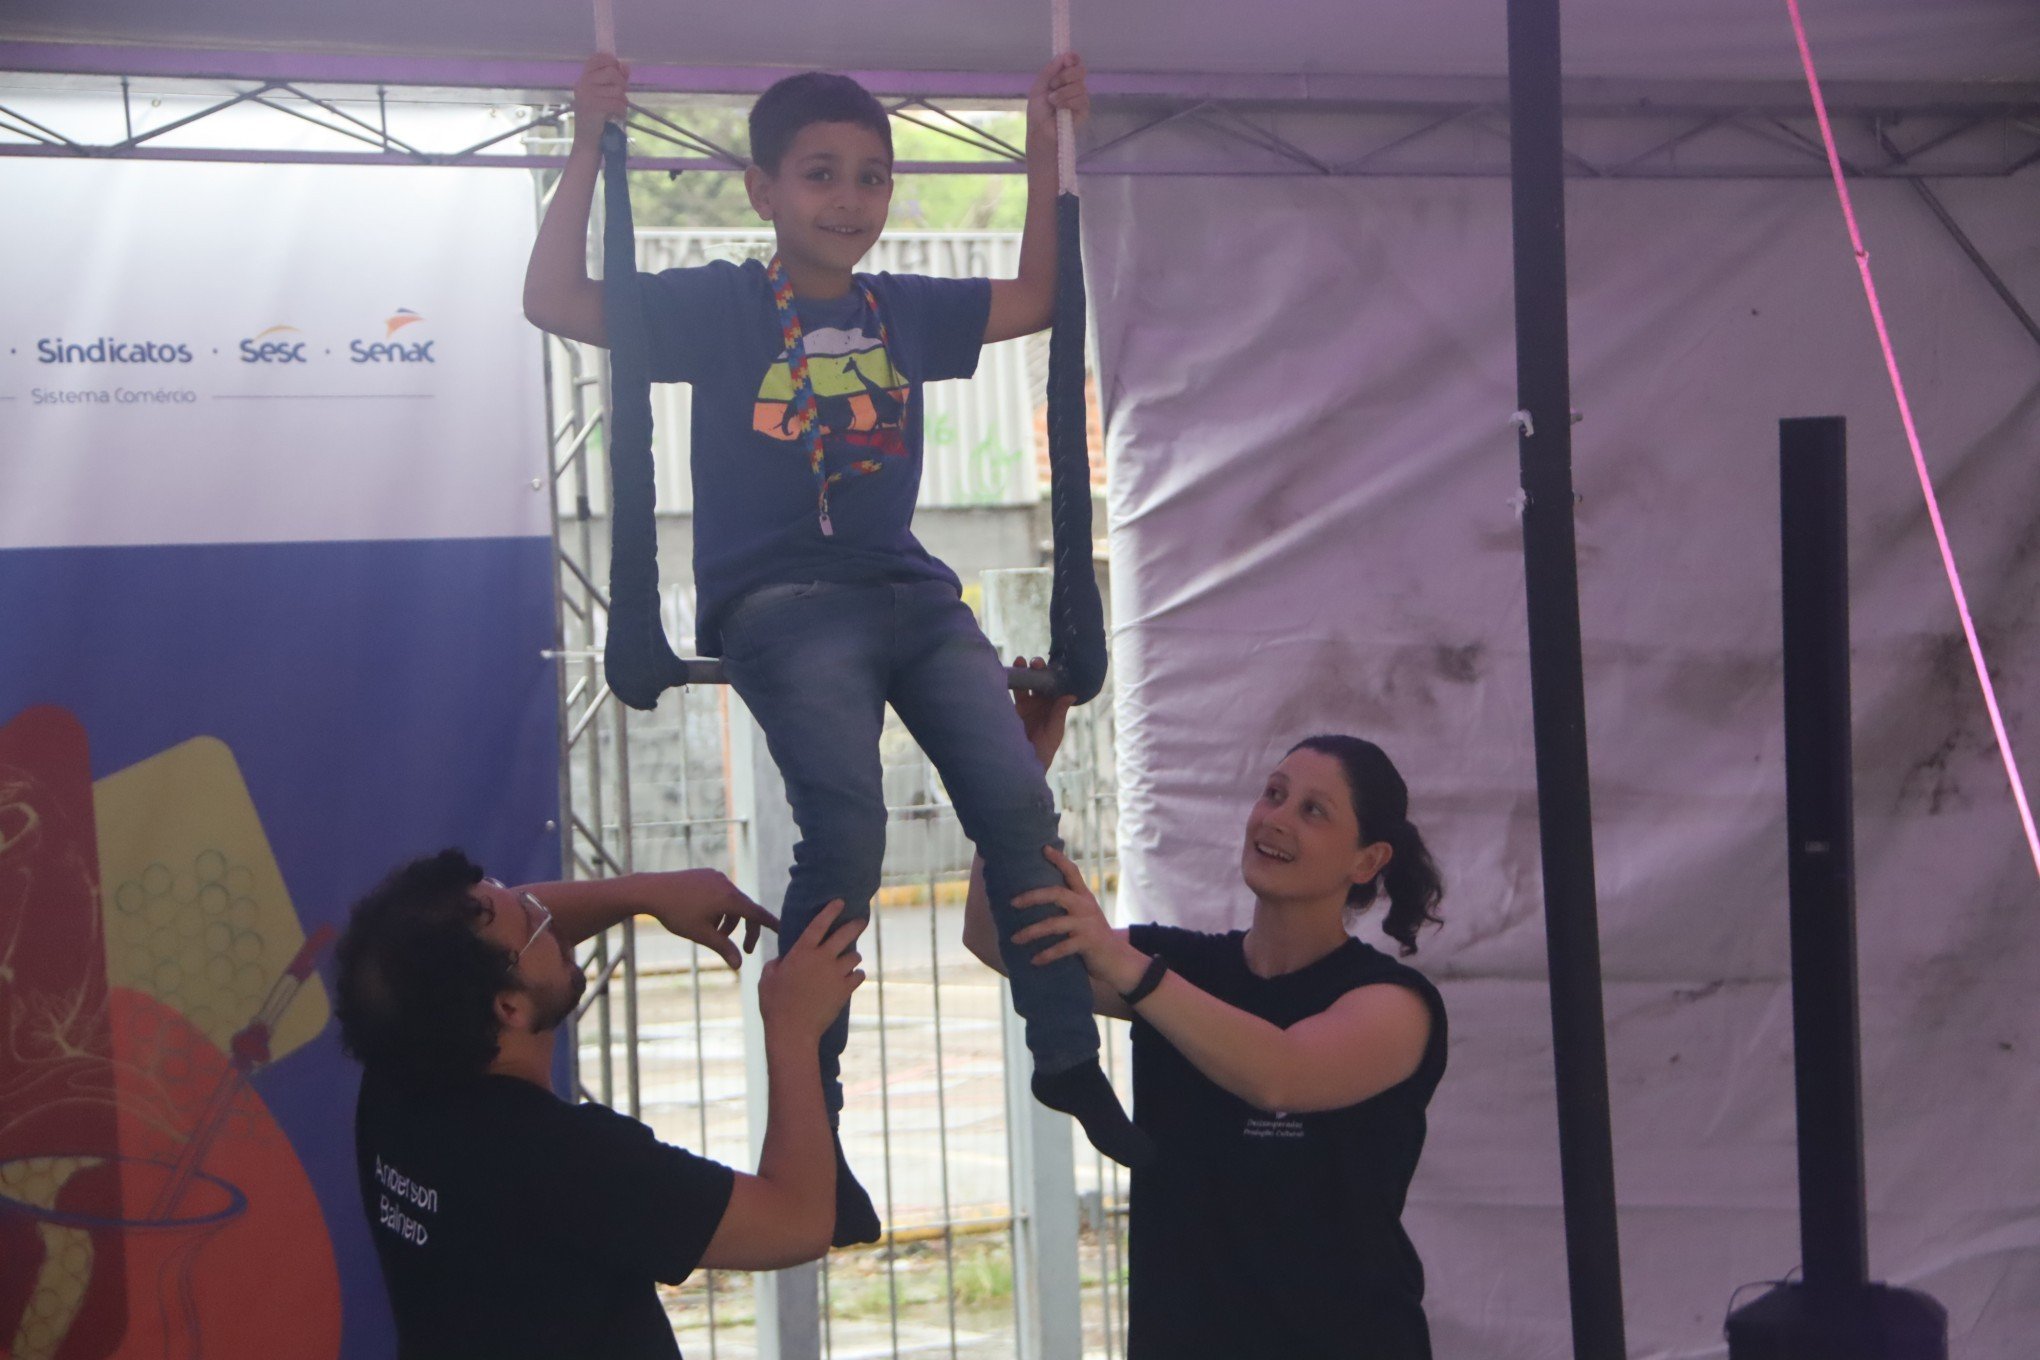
[
  {"x1": 0, "y1": 1156, "x2": 100, "y2": 1360},
  {"x1": 93, "y1": 737, "x2": 328, "y2": 1061}
]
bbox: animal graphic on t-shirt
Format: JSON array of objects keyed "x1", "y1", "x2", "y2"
[{"x1": 753, "y1": 322, "x2": 910, "y2": 460}]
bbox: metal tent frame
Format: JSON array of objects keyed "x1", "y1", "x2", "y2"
[{"x1": 8, "y1": 32, "x2": 2037, "y2": 1360}]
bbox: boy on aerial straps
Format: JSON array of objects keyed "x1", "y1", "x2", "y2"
[{"x1": 524, "y1": 49, "x2": 1149, "y2": 1246}]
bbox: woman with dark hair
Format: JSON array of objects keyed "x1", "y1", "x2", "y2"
[{"x1": 964, "y1": 666, "x2": 1449, "y2": 1359}]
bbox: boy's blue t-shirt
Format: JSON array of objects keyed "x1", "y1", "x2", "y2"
[{"x1": 639, "y1": 258, "x2": 992, "y2": 655}]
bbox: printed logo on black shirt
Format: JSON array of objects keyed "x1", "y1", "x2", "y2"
[
  {"x1": 373, "y1": 1154, "x2": 438, "y2": 1246},
  {"x1": 1242, "y1": 1114, "x2": 1306, "y2": 1140}
]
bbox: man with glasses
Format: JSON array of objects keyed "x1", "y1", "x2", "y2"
[{"x1": 335, "y1": 848, "x2": 863, "y2": 1359}]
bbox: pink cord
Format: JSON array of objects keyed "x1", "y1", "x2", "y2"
[{"x1": 1785, "y1": 0, "x2": 2040, "y2": 879}]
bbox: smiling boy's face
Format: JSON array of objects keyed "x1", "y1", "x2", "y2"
[{"x1": 746, "y1": 120, "x2": 895, "y2": 282}]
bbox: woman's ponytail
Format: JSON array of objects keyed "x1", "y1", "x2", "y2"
[{"x1": 1375, "y1": 817, "x2": 1444, "y2": 956}]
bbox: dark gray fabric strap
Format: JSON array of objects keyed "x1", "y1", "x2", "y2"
[{"x1": 600, "y1": 122, "x2": 688, "y2": 711}]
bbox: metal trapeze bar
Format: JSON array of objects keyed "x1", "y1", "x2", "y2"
[{"x1": 535, "y1": 651, "x2": 1060, "y2": 694}]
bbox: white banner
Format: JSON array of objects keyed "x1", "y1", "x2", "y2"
[
  {"x1": 0, "y1": 103, "x2": 562, "y2": 1360},
  {"x1": 1089, "y1": 169, "x2": 2040, "y2": 1357},
  {"x1": 0, "y1": 100, "x2": 548, "y2": 549}
]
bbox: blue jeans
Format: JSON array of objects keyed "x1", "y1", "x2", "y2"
[{"x1": 720, "y1": 578, "x2": 1099, "y2": 1119}]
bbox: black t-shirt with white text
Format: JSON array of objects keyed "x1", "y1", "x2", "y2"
[
  {"x1": 355, "y1": 1069, "x2": 735, "y2": 1359},
  {"x1": 1125, "y1": 925, "x2": 1449, "y2": 1359}
]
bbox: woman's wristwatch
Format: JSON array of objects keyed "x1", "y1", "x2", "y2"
[{"x1": 1119, "y1": 954, "x2": 1170, "y2": 1007}]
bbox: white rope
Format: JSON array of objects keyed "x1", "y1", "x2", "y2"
[{"x1": 1052, "y1": 0, "x2": 1077, "y2": 195}]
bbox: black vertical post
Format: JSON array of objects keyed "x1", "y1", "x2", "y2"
[
  {"x1": 1505, "y1": 2, "x2": 1629, "y2": 1358},
  {"x1": 1777, "y1": 416, "x2": 1871, "y2": 1305},
  {"x1": 1722, "y1": 419, "x2": 1947, "y2": 1360}
]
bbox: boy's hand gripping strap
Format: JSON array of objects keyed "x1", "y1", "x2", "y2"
[{"x1": 600, "y1": 121, "x2": 689, "y2": 711}]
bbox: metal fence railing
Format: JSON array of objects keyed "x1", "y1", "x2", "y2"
[{"x1": 566, "y1": 649, "x2": 1133, "y2": 1360}]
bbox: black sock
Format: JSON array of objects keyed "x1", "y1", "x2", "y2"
[
  {"x1": 831, "y1": 1131, "x2": 882, "y2": 1247},
  {"x1": 1032, "y1": 1059, "x2": 1155, "y2": 1170}
]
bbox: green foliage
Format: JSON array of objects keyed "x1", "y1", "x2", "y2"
[
  {"x1": 949, "y1": 1241, "x2": 1017, "y2": 1309},
  {"x1": 825, "y1": 1238, "x2": 1016, "y2": 1321},
  {"x1": 889, "y1": 111, "x2": 1029, "y2": 231},
  {"x1": 621, "y1": 100, "x2": 752, "y2": 230},
  {"x1": 615, "y1": 102, "x2": 1027, "y2": 232}
]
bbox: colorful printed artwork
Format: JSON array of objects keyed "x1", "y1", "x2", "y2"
[{"x1": 0, "y1": 708, "x2": 341, "y2": 1360}]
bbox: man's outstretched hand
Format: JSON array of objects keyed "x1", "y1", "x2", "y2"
[{"x1": 636, "y1": 870, "x2": 777, "y2": 970}]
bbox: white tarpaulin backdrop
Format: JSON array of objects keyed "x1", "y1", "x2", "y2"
[{"x1": 1088, "y1": 169, "x2": 2040, "y2": 1356}]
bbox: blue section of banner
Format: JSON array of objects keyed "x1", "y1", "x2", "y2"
[{"x1": 0, "y1": 535, "x2": 560, "y2": 1360}]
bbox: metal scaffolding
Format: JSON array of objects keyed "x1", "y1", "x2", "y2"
[{"x1": 4, "y1": 63, "x2": 2035, "y2": 180}]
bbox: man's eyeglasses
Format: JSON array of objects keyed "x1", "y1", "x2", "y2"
[{"x1": 485, "y1": 879, "x2": 553, "y2": 963}]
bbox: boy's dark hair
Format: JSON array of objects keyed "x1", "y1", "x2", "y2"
[
  {"x1": 333, "y1": 848, "x2": 512, "y2": 1089},
  {"x1": 749, "y1": 71, "x2": 893, "y2": 174}
]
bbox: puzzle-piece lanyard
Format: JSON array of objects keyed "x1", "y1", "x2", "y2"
[{"x1": 767, "y1": 254, "x2": 891, "y2": 537}]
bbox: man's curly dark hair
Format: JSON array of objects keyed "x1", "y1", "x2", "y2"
[{"x1": 334, "y1": 848, "x2": 514, "y2": 1089}]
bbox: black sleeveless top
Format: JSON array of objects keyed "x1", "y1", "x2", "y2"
[{"x1": 1125, "y1": 925, "x2": 1449, "y2": 1359}]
